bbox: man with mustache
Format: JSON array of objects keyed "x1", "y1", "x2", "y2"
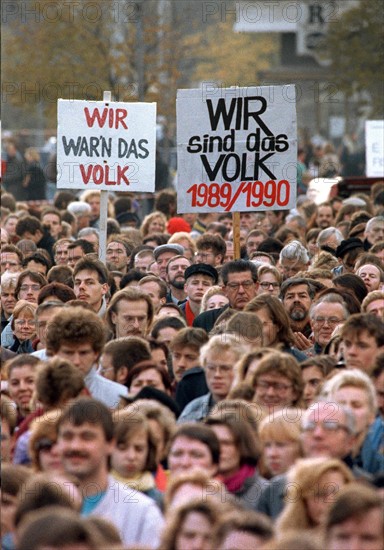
[
  {"x1": 165, "y1": 255, "x2": 191, "y2": 305},
  {"x1": 281, "y1": 278, "x2": 315, "y2": 350},
  {"x1": 57, "y1": 397, "x2": 163, "y2": 547}
]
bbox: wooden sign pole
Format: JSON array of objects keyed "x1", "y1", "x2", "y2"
[{"x1": 232, "y1": 211, "x2": 241, "y2": 260}]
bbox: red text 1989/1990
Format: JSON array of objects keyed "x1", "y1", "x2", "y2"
[{"x1": 187, "y1": 180, "x2": 290, "y2": 211}]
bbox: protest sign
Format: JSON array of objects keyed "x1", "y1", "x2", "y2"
[
  {"x1": 177, "y1": 85, "x2": 297, "y2": 213},
  {"x1": 365, "y1": 120, "x2": 384, "y2": 178},
  {"x1": 57, "y1": 99, "x2": 156, "y2": 191}
]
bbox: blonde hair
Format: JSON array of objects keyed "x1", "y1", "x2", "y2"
[
  {"x1": 164, "y1": 470, "x2": 224, "y2": 512},
  {"x1": 200, "y1": 285, "x2": 228, "y2": 313},
  {"x1": 28, "y1": 409, "x2": 62, "y2": 471},
  {"x1": 140, "y1": 211, "x2": 167, "y2": 237},
  {"x1": 362, "y1": 290, "x2": 384, "y2": 312},
  {"x1": 321, "y1": 368, "x2": 378, "y2": 414},
  {"x1": 200, "y1": 334, "x2": 247, "y2": 367},
  {"x1": 276, "y1": 457, "x2": 354, "y2": 533},
  {"x1": 168, "y1": 232, "x2": 196, "y2": 254},
  {"x1": 258, "y1": 407, "x2": 303, "y2": 444},
  {"x1": 25, "y1": 147, "x2": 40, "y2": 163}
]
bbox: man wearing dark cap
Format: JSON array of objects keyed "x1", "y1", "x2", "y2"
[
  {"x1": 116, "y1": 212, "x2": 140, "y2": 228},
  {"x1": 334, "y1": 237, "x2": 365, "y2": 275},
  {"x1": 180, "y1": 263, "x2": 218, "y2": 326},
  {"x1": 154, "y1": 244, "x2": 184, "y2": 281}
]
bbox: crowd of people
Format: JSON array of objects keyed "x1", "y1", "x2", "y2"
[{"x1": 0, "y1": 142, "x2": 384, "y2": 550}]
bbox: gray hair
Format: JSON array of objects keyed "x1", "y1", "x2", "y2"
[
  {"x1": 285, "y1": 214, "x2": 307, "y2": 229},
  {"x1": 321, "y1": 369, "x2": 378, "y2": 415},
  {"x1": 302, "y1": 398, "x2": 357, "y2": 435},
  {"x1": 366, "y1": 216, "x2": 384, "y2": 231},
  {"x1": 67, "y1": 201, "x2": 92, "y2": 216},
  {"x1": 279, "y1": 240, "x2": 309, "y2": 264},
  {"x1": 309, "y1": 293, "x2": 350, "y2": 320},
  {"x1": 317, "y1": 227, "x2": 344, "y2": 247},
  {"x1": 77, "y1": 227, "x2": 99, "y2": 239}
]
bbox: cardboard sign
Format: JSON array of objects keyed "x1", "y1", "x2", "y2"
[
  {"x1": 366, "y1": 120, "x2": 384, "y2": 178},
  {"x1": 57, "y1": 99, "x2": 156, "y2": 191},
  {"x1": 177, "y1": 86, "x2": 297, "y2": 213}
]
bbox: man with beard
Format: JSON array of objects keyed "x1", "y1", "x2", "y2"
[
  {"x1": 281, "y1": 278, "x2": 315, "y2": 348},
  {"x1": 154, "y1": 244, "x2": 184, "y2": 281},
  {"x1": 165, "y1": 255, "x2": 191, "y2": 305}
]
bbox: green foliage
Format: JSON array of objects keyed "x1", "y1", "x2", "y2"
[{"x1": 326, "y1": 0, "x2": 384, "y2": 117}]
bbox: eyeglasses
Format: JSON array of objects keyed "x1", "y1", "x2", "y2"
[
  {"x1": 19, "y1": 284, "x2": 41, "y2": 292},
  {"x1": 14, "y1": 319, "x2": 36, "y2": 327},
  {"x1": 302, "y1": 421, "x2": 350, "y2": 433},
  {"x1": 205, "y1": 364, "x2": 233, "y2": 374},
  {"x1": 313, "y1": 317, "x2": 343, "y2": 326},
  {"x1": 226, "y1": 280, "x2": 255, "y2": 290},
  {"x1": 35, "y1": 438, "x2": 55, "y2": 453},
  {"x1": 256, "y1": 380, "x2": 293, "y2": 392},
  {"x1": 259, "y1": 282, "x2": 280, "y2": 289}
]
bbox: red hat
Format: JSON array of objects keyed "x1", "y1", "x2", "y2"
[{"x1": 166, "y1": 217, "x2": 191, "y2": 234}]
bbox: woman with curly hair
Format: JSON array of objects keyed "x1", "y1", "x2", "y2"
[{"x1": 140, "y1": 211, "x2": 167, "y2": 237}]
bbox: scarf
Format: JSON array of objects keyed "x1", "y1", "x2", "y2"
[
  {"x1": 111, "y1": 469, "x2": 155, "y2": 492},
  {"x1": 223, "y1": 463, "x2": 256, "y2": 493},
  {"x1": 185, "y1": 300, "x2": 195, "y2": 327}
]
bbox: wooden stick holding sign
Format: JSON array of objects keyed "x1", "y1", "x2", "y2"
[
  {"x1": 98, "y1": 90, "x2": 111, "y2": 263},
  {"x1": 232, "y1": 212, "x2": 241, "y2": 260},
  {"x1": 56, "y1": 92, "x2": 157, "y2": 263}
]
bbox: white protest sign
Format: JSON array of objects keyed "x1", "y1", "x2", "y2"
[
  {"x1": 365, "y1": 120, "x2": 384, "y2": 178},
  {"x1": 177, "y1": 86, "x2": 297, "y2": 213},
  {"x1": 57, "y1": 99, "x2": 156, "y2": 191}
]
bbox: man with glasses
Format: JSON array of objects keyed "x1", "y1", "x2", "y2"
[
  {"x1": 278, "y1": 240, "x2": 310, "y2": 280},
  {"x1": 193, "y1": 260, "x2": 259, "y2": 333},
  {"x1": 256, "y1": 399, "x2": 359, "y2": 519},
  {"x1": 195, "y1": 234, "x2": 226, "y2": 267},
  {"x1": 300, "y1": 399, "x2": 357, "y2": 461},
  {"x1": 309, "y1": 294, "x2": 349, "y2": 354},
  {"x1": 178, "y1": 335, "x2": 246, "y2": 422}
]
